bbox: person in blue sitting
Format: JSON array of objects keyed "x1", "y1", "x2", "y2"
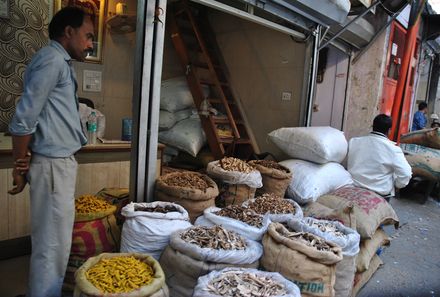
[{"x1": 411, "y1": 102, "x2": 428, "y2": 131}]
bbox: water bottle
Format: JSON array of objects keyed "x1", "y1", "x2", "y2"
[{"x1": 87, "y1": 111, "x2": 98, "y2": 145}]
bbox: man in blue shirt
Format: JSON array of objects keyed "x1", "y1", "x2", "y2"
[
  {"x1": 411, "y1": 102, "x2": 428, "y2": 131},
  {"x1": 8, "y1": 7, "x2": 93, "y2": 297}
]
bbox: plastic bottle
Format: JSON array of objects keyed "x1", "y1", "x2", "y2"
[{"x1": 87, "y1": 111, "x2": 98, "y2": 145}]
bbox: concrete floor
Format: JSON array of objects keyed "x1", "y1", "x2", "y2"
[{"x1": 1, "y1": 194, "x2": 439, "y2": 297}]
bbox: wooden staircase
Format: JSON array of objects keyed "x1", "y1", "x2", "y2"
[{"x1": 168, "y1": 1, "x2": 254, "y2": 160}]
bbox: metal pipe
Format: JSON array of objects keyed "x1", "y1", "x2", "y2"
[
  {"x1": 319, "y1": 0, "x2": 382, "y2": 51},
  {"x1": 351, "y1": 3, "x2": 408, "y2": 64},
  {"x1": 305, "y1": 27, "x2": 320, "y2": 126}
]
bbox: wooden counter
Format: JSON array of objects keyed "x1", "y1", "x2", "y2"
[{"x1": 0, "y1": 133, "x2": 132, "y2": 242}]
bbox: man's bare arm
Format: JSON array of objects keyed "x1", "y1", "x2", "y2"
[{"x1": 8, "y1": 134, "x2": 32, "y2": 195}]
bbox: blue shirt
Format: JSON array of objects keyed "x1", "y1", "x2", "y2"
[
  {"x1": 412, "y1": 110, "x2": 427, "y2": 131},
  {"x1": 9, "y1": 41, "x2": 87, "y2": 157}
]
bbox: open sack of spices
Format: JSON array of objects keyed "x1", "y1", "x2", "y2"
[
  {"x1": 248, "y1": 160, "x2": 293, "y2": 197},
  {"x1": 207, "y1": 157, "x2": 262, "y2": 206},
  {"x1": 120, "y1": 202, "x2": 192, "y2": 259},
  {"x1": 288, "y1": 217, "x2": 360, "y2": 297},
  {"x1": 262, "y1": 222, "x2": 343, "y2": 297},
  {"x1": 64, "y1": 195, "x2": 120, "y2": 291},
  {"x1": 159, "y1": 225, "x2": 262, "y2": 297},
  {"x1": 242, "y1": 193, "x2": 303, "y2": 223},
  {"x1": 155, "y1": 171, "x2": 218, "y2": 223},
  {"x1": 74, "y1": 252, "x2": 169, "y2": 297},
  {"x1": 193, "y1": 267, "x2": 301, "y2": 297},
  {"x1": 199, "y1": 205, "x2": 270, "y2": 241}
]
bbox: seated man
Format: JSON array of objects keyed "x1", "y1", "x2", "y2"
[{"x1": 347, "y1": 114, "x2": 412, "y2": 201}]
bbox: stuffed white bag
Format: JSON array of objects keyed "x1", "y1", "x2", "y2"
[
  {"x1": 280, "y1": 159, "x2": 353, "y2": 204},
  {"x1": 120, "y1": 202, "x2": 192, "y2": 259},
  {"x1": 160, "y1": 77, "x2": 209, "y2": 113},
  {"x1": 268, "y1": 126, "x2": 348, "y2": 164},
  {"x1": 193, "y1": 267, "x2": 301, "y2": 297}
]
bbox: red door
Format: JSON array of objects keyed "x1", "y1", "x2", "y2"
[{"x1": 380, "y1": 22, "x2": 407, "y2": 116}]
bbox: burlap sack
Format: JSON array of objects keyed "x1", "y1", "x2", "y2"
[
  {"x1": 405, "y1": 154, "x2": 440, "y2": 181},
  {"x1": 155, "y1": 172, "x2": 218, "y2": 223},
  {"x1": 73, "y1": 252, "x2": 168, "y2": 297},
  {"x1": 248, "y1": 160, "x2": 293, "y2": 197},
  {"x1": 318, "y1": 186, "x2": 399, "y2": 239},
  {"x1": 216, "y1": 183, "x2": 256, "y2": 207},
  {"x1": 261, "y1": 223, "x2": 343, "y2": 297},
  {"x1": 334, "y1": 255, "x2": 356, "y2": 297},
  {"x1": 356, "y1": 228, "x2": 390, "y2": 272},
  {"x1": 64, "y1": 206, "x2": 120, "y2": 291},
  {"x1": 96, "y1": 187, "x2": 130, "y2": 225},
  {"x1": 400, "y1": 128, "x2": 440, "y2": 149},
  {"x1": 352, "y1": 255, "x2": 383, "y2": 296},
  {"x1": 159, "y1": 246, "x2": 259, "y2": 297},
  {"x1": 302, "y1": 201, "x2": 357, "y2": 231}
]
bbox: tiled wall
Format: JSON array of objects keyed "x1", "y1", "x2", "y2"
[{"x1": 0, "y1": 0, "x2": 49, "y2": 132}]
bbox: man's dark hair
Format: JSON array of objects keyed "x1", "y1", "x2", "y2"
[
  {"x1": 373, "y1": 114, "x2": 393, "y2": 135},
  {"x1": 49, "y1": 6, "x2": 88, "y2": 40},
  {"x1": 418, "y1": 102, "x2": 428, "y2": 111}
]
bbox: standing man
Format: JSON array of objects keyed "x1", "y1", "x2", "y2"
[
  {"x1": 412, "y1": 102, "x2": 428, "y2": 131},
  {"x1": 8, "y1": 7, "x2": 94, "y2": 297},
  {"x1": 347, "y1": 114, "x2": 412, "y2": 201}
]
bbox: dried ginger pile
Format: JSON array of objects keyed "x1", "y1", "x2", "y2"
[
  {"x1": 218, "y1": 157, "x2": 254, "y2": 173},
  {"x1": 216, "y1": 205, "x2": 263, "y2": 228},
  {"x1": 180, "y1": 225, "x2": 247, "y2": 250},
  {"x1": 247, "y1": 193, "x2": 296, "y2": 215},
  {"x1": 162, "y1": 172, "x2": 210, "y2": 191},
  {"x1": 206, "y1": 271, "x2": 287, "y2": 297}
]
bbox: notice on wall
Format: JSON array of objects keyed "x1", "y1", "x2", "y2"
[
  {"x1": 391, "y1": 43, "x2": 398, "y2": 56},
  {"x1": 83, "y1": 70, "x2": 102, "y2": 92}
]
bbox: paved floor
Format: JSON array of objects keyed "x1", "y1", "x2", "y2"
[
  {"x1": 1, "y1": 193, "x2": 439, "y2": 297},
  {"x1": 358, "y1": 196, "x2": 440, "y2": 297}
]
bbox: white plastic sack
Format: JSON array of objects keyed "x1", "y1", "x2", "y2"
[
  {"x1": 268, "y1": 126, "x2": 348, "y2": 164},
  {"x1": 120, "y1": 202, "x2": 192, "y2": 259},
  {"x1": 159, "y1": 108, "x2": 194, "y2": 131},
  {"x1": 158, "y1": 118, "x2": 206, "y2": 157},
  {"x1": 79, "y1": 103, "x2": 106, "y2": 139},
  {"x1": 280, "y1": 159, "x2": 353, "y2": 204},
  {"x1": 194, "y1": 215, "x2": 214, "y2": 227},
  {"x1": 203, "y1": 207, "x2": 270, "y2": 241},
  {"x1": 169, "y1": 228, "x2": 263, "y2": 264},
  {"x1": 242, "y1": 198, "x2": 303, "y2": 223},
  {"x1": 287, "y1": 217, "x2": 360, "y2": 256},
  {"x1": 193, "y1": 267, "x2": 301, "y2": 297},
  {"x1": 160, "y1": 76, "x2": 209, "y2": 113},
  {"x1": 207, "y1": 160, "x2": 263, "y2": 188}
]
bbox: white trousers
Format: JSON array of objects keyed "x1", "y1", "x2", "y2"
[{"x1": 27, "y1": 154, "x2": 77, "y2": 297}]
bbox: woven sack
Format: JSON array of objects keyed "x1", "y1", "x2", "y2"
[
  {"x1": 248, "y1": 160, "x2": 293, "y2": 197},
  {"x1": 216, "y1": 183, "x2": 256, "y2": 207},
  {"x1": 356, "y1": 228, "x2": 390, "y2": 272},
  {"x1": 318, "y1": 186, "x2": 399, "y2": 239},
  {"x1": 74, "y1": 252, "x2": 168, "y2": 297},
  {"x1": 155, "y1": 171, "x2": 218, "y2": 223},
  {"x1": 405, "y1": 154, "x2": 440, "y2": 181},
  {"x1": 64, "y1": 205, "x2": 120, "y2": 291},
  {"x1": 96, "y1": 187, "x2": 130, "y2": 225},
  {"x1": 400, "y1": 128, "x2": 440, "y2": 149},
  {"x1": 302, "y1": 201, "x2": 357, "y2": 231},
  {"x1": 261, "y1": 223, "x2": 343, "y2": 297},
  {"x1": 352, "y1": 255, "x2": 383, "y2": 296}
]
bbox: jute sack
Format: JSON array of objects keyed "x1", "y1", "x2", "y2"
[
  {"x1": 405, "y1": 154, "x2": 440, "y2": 181},
  {"x1": 159, "y1": 229, "x2": 262, "y2": 297},
  {"x1": 64, "y1": 205, "x2": 120, "y2": 291},
  {"x1": 216, "y1": 183, "x2": 257, "y2": 207},
  {"x1": 248, "y1": 160, "x2": 293, "y2": 197},
  {"x1": 261, "y1": 223, "x2": 343, "y2": 297},
  {"x1": 96, "y1": 187, "x2": 130, "y2": 225},
  {"x1": 73, "y1": 252, "x2": 168, "y2": 297},
  {"x1": 400, "y1": 128, "x2": 440, "y2": 149},
  {"x1": 155, "y1": 171, "x2": 218, "y2": 223},
  {"x1": 356, "y1": 228, "x2": 390, "y2": 272},
  {"x1": 352, "y1": 255, "x2": 383, "y2": 296},
  {"x1": 288, "y1": 218, "x2": 360, "y2": 297},
  {"x1": 302, "y1": 201, "x2": 357, "y2": 231},
  {"x1": 318, "y1": 186, "x2": 399, "y2": 239}
]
